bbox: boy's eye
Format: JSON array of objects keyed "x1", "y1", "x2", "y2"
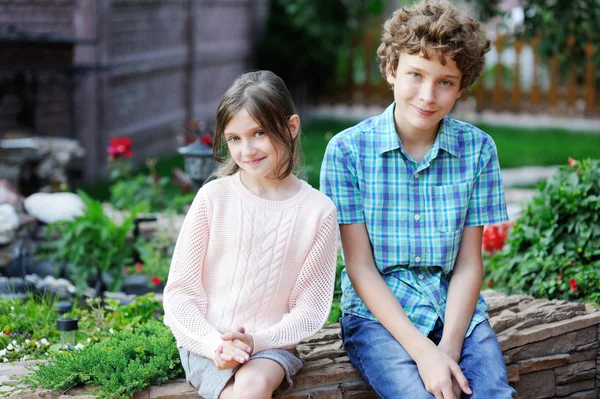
[
  {"x1": 440, "y1": 80, "x2": 453, "y2": 86},
  {"x1": 409, "y1": 72, "x2": 421, "y2": 79}
]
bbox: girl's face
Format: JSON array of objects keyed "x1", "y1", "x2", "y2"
[{"x1": 223, "y1": 108, "x2": 285, "y2": 183}]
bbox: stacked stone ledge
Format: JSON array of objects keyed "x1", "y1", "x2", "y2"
[{"x1": 2, "y1": 291, "x2": 599, "y2": 398}]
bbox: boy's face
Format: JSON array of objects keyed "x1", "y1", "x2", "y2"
[{"x1": 386, "y1": 52, "x2": 463, "y2": 137}]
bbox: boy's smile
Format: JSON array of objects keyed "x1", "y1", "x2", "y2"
[{"x1": 386, "y1": 53, "x2": 463, "y2": 139}]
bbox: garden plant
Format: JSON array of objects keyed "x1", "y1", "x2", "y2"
[{"x1": 485, "y1": 158, "x2": 600, "y2": 303}]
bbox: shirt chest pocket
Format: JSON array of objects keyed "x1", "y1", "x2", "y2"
[{"x1": 430, "y1": 182, "x2": 471, "y2": 232}]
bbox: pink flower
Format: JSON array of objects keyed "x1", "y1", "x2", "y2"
[
  {"x1": 135, "y1": 262, "x2": 143, "y2": 273},
  {"x1": 567, "y1": 157, "x2": 577, "y2": 167},
  {"x1": 556, "y1": 275, "x2": 563, "y2": 281}
]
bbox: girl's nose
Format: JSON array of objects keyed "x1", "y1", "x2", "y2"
[{"x1": 243, "y1": 141, "x2": 257, "y2": 157}]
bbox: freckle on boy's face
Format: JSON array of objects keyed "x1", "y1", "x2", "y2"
[{"x1": 386, "y1": 53, "x2": 463, "y2": 138}]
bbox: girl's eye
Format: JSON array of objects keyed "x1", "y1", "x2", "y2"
[
  {"x1": 227, "y1": 136, "x2": 239, "y2": 142},
  {"x1": 255, "y1": 130, "x2": 265, "y2": 137}
]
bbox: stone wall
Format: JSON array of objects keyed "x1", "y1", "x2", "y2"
[
  {"x1": 0, "y1": 0, "x2": 268, "y2": 181},
  {"x1": 3, "y1": 292, "x2": 599, "y2": 399},
  {"x1": 273, "y1": 291, "x2": 600, "y2": 399}
]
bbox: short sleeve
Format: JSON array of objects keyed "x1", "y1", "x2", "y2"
[
  {"x1": 465, "y1": 139, "x2": 509, "y2": 226},
  {"x1": 320, "y1": 137, "x2": 365, "y2": 224}
]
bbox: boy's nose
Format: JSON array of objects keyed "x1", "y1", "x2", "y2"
[{"x1": 419, "y1": 83, "x2": 436, "y2": 104}]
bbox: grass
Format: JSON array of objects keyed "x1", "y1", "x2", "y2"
[{"x1": 301, "y1": 118, "x2": 600, "y2": 188}]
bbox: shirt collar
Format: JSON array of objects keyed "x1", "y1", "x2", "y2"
[
  {"x1": 436, "y1": 116, "x2": 461, "y2": 158},
  {"x1": 375, "y1": 103, "x2": 401, "y2": 155},
  {"x1": 375, "y1": 104, "x2": 461, "y2": 158}
]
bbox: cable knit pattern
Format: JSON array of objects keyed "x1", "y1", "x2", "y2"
[{"x1": 163, "y1": 173, "x2": 338, "y2": 359}]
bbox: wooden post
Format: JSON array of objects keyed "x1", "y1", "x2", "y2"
[
  {"x1": 565, "y1": 36, "x2": 577, "y2": 109},
  {"x1": 493, "y1": 34, "x2": 505, "y2": 110},
  {"x1": 583, "y1": 41, "x2": 596, "y2": 112},
  {"x1": 529, "y1": 36, "x2": 541, "y2": 109},
  {"x1": 363, "y1": 29, "x2": 375, "y2": 105},
  {"x1": 346, "y1": 37, "x2": 356, "y2": 105},
  {"x1": 548, "y1": 54, "x2": 559, "y2": 108},
  {"x1": 510, "y1": 39, "x2": 524, "y2": 111}
]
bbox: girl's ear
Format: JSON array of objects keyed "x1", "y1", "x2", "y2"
[{"x1": 288, "y1": 114, "x2": 300, "y2": 139}]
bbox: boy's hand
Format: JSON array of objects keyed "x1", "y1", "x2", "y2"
[
  {"x1": 220, "y1": 326, "x2": 254, "y2": 355},
  {"x1": 415, "y1": 346, "x2": 471, "y2": 399},
  {"x1": 437, "y1": 341, "x2": 464, "y2": 398}
]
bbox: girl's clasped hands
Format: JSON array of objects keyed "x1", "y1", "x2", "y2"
[{"x1": 213, "y1": 327, "x2": 254, "y2": 370}]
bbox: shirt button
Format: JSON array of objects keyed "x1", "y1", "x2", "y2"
[
  {"x1": 414, "y1": 214, "x2": 420, "y2": 221},
  {"x1": 417, "y1": 274, "x2": 424, "y2": 280},
  {"x1": 415, "y1": 256, "x2": 422, "y2": 263},
  {"x1": 414, "y1": 172, "x2": 420, "y2": 179}
]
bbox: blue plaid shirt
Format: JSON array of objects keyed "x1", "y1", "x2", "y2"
[{"x1": 320, "y1": 103, "x2": 508, "y2": 337}]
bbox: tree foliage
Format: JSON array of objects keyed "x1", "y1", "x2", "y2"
[
  {"x1": 257, "y1": 0, "x2": 384, "y2": 103},
  {"x1": 467, "y1": 0, "x2": 600, "y2": 74}
]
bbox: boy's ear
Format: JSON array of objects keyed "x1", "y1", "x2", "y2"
[
  {"x1": 385, "y1": 62, "x2": 396, "y2": 85},
  {"x1": 288, "y1": 114, "x2": 300, "y2": 139}
]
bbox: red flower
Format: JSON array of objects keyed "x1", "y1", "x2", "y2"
[
  {"x1": 487, "y1": 281, "x2": 493, "y2": 288},
  {"x1": 556, "y1": 275, "x2": 563, "y2": 281},
  {"x1": 107, "y1": 137, "x2": 133, "y2": 158},
  {"x1": 482, "y1": 222, "x2": 512, "y2": 253},
  {"x1": 151, "y1": 276, "x2": 162, "y2": 286},
  {"x1": 567, "y1": 157, "x2": 577, "y2": 167},
  {"x1": 200, "y1": 134, "x2": 213, "y2": 147},
  {"x1": 4, "y1": 330, "x2": 9, "y2": 336},
  {"x1": 569, "y1": 278, "x2": 578, "y2": 292},
  {"x1": 135, "y1": 262, "x2": 143, "y2": 273}
]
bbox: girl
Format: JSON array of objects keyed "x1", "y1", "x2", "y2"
[{"x1": 163, "y1": 70, "x2": 338, "y2": 399}]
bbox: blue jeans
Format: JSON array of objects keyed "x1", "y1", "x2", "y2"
[{"x1": 341, "y1": 314, "x2": 515, "y2": 399}]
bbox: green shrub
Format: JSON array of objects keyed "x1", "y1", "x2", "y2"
[
  {"x1": 41, "y1": 190, "x2": 140, "y2": 293},
  {"x1": 327, "y1": 254, "x2": 345, "y2": 324},
  {"x1": 0, "y1": 294, "x2": 164, "y2": 363},
  {"x1": 20, "y1": 320, "x2": 181, "y2": 399},
  {"x1": 486, "y1": 158, "x2": 600, "y2": 303}
]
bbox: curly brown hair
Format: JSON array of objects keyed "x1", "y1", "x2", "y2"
[{"x1": 377, "y1": 0, "x2": 490, "y2": 90}]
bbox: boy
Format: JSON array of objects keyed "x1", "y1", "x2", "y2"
[{"x1": 320, "y1": 1, "x2": 515, "y2": 398}]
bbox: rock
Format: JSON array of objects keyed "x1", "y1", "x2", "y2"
[
  {"x1": 0, "y1": 180, "x2": 23, "y2": 209},
  {"x1": 514, "y1": 369, "x2": 555, "y2": 399},
  {"x1": 24, "y1": 192, "x2": 85, "y2": 224},
  {"x1": 0, "y1": 204, "x2": 19, "y2": 244},
  {"x1": 555, "y1": 379, "x2": 596, "y2": 396},
  {"x1": 517, "y1": 354, "x2": 570, "y2": 374}
]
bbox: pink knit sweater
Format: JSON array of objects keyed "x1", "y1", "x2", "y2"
[{"x1": 163, "y1": 173, "x2": 338, "y2": 359}]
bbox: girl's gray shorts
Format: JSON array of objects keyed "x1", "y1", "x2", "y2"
[{"x1": 178, "y1": 346, "x2": 304, "y2": 399}]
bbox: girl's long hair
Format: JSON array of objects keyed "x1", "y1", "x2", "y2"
[{"x1": 212, "y1": 70, "x2": 301, "y2": 180}]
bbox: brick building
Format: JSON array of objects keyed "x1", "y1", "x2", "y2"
[{"x1": 0, "y1": 0, "x2": 267, "y2": 180}]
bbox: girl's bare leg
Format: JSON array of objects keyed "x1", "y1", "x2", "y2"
[
  {"x1": 232, "y1": 358, "x2": 285, "y2": 399},
  {"x1": 218, "y1": 378, "x2": 235, "y2": 399}
]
